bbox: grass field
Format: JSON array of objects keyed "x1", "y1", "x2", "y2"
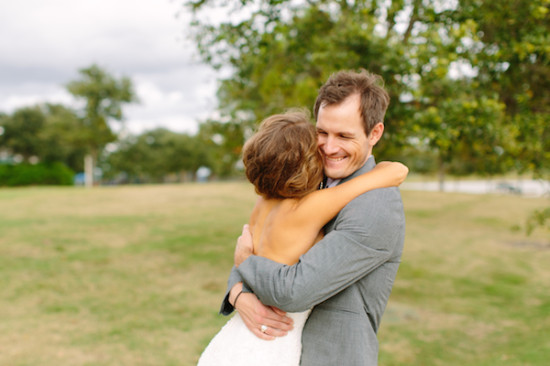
[{"x1": 0, "y1": 183, "x2": 548, "y2": 365}]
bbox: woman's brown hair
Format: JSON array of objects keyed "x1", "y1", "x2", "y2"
[{"x1": 242, "y1": 110, "x2": 323, "y2": 199}]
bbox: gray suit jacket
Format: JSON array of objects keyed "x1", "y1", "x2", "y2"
[{"x1": 220, "y1": 157, "x2": 405, "y2": 365}]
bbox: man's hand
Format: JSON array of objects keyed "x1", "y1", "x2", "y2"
[
  {"x1": 229, "y1": 283, "x2": 294, "y2": 341},
  {"x1": 234, "y1": 224, "x2": 254, "y2": 267}
]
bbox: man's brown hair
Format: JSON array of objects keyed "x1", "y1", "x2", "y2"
[
  {"x1": 243, "y1": 110, "x2": 323, "y2": 199},
  {"x1": 313, "y1": 69, "x2": 390, "y2": 136}
]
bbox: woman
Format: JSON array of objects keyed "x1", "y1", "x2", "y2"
[{"x1": 198, "y1": 110, "x2": 408, "y2": 365}]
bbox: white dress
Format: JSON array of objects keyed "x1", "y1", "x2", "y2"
[{"x1": 197, "y1": 310, "x2": 311, "y2": 366}]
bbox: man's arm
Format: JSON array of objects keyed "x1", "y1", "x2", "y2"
[
  {"x1": 237, "y1": 188, "x2": 405, "y2": 312},
  {"x1": 219, "y1": 265, "x2": 247, "y2": 315},
  {"x1": 219, "y1": 223, "x2": 257, "y2": 315}
]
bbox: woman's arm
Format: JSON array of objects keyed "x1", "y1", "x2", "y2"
[{"x1": 292, "y1": 161, "x2": 408, "y2": 230}]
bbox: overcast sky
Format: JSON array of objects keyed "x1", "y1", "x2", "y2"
[{"x1": 0, "y1": 0, "x2": 220, "y2": 135}]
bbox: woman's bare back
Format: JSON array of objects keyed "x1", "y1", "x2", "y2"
[{"x1": 249, "y1": 197, "x2": 324, "y2": 266}]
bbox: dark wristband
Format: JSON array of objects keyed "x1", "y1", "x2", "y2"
[{"x1": 233, "y1": 290, "x2": 244, "y2": 308}]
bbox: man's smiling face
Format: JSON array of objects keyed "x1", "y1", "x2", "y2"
[{"x1": 316, "y1": 93, "x2": 374, "y2": 180}]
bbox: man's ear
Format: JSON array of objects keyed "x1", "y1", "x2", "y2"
[{"x1": 368, "y1": 122, "x2": 384, "y2": 146}]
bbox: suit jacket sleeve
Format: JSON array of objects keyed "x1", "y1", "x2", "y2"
[
  {"x1": 236, "y1": 187, "x2": 404, "y2": 312},
  {"x1": 219, "y1": 266, "x2": 243, "y2": 315},
  {"x1": 219, "y1": 265, "x2": 255, "y2": 315},
  {"x1": 220, "y1": 266, "x2": 252, "y2": 315}
]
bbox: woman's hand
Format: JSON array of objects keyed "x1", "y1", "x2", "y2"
[
  {"x1": 372, "y1": 161, "x2": 409, "y2": 186},
  {"x1": 234, "y1": 224, "x2": 254, "y2": 267}
]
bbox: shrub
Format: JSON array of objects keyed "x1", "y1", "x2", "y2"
[{"x1": 0, "y1": 162, "x2": 74, "y2": 186}]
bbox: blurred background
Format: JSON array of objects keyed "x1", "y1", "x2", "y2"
[
  {"x1": 2, "y1": 0, "x2": 548, "y2": 227},
  {"x1": 0, "y1": 0, "x2": 548, "y2": 186}
]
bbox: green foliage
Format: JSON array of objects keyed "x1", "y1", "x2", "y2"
[
  {"x1": 187, "y1": 0, "x2": 414, "y2": 158},
  {"x1": 104, "y1": 128, "x2": 210, "y2": 182},
  {"x1": 196, "y1": 120, "x2": 246, "y2": 178},
  {"x1": 413, "y1": 88, "x2": 508, "y2": 176},
  {"x1": 0, "y1": 65, "x2": 136, "y2": 185},
  {"x1": 451, "y1": 0, "x2": 550, "y2": 115},
  {"x1": 104, "y1": 121, "x2": 245, "y2": 182},
  {"x1": 526, "y1": 207, "x2": 550, "y2": 236},
  {"x1": 41, "y1": 104, "x2": 89, "y2": 171},
  {"x1": 442, "y1": 0, "x2": 550, "y2": 176},
  {"x1": 66, "y1": 64, "x2": 137, "y2": 185},
  {"x1": 507, "y1": 112, "x2": 550, "y2": 176},
  {"x1": 66, "y1": 64, "x2": 136, "y2": 153},
  {"x1": 0, "y1": 106, "x2": 45, "y2": 161},
  {"x1": 0, "y1": 162, "x2": 74, "y2": 186},
  {"x1": 186, "y1": 0, "x2": 549, "y2": 176},
  {"x1": 0, "y1": 104, "x2": 87, "y2": 171}
]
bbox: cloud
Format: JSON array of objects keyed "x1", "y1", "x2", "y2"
[
  {"x1": 124, "y1": 68, "x2": 218, "y2": 134},
  {"x1": 0, "y1": 0, "x2": 217, "y2": 134}
]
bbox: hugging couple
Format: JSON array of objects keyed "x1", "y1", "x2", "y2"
[{"x1": 198, "y1": 69, "x2": 407, "y2": 366}]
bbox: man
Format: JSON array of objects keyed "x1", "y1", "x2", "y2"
[{"x1": 221, "y1": 69, "x2": 405, "y2": 365}]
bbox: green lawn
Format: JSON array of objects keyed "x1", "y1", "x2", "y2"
[{"x1": 0, "y1": 183, "x2": 548, "y2": 365}]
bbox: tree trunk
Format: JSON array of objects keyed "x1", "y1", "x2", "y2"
[
  {"x1": 84, "y1": 154, "x2": 94, "y2": 188},
  {"x1": 438, "y1": 156, "x2": 446, "y2": 192}
]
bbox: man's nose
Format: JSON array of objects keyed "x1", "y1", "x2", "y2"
[{"x1": 322, "y1": 136, "x2": 339, "y2": 155}]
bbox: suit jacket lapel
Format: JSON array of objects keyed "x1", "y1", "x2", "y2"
[
  {"x1": 324, "y1": 156, "x2": 376, "y2": 233},
  {"x1": 337, "y1": 156, "x2": 376, "y2": 186}
]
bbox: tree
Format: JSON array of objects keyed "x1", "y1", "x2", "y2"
[
  {"x1": 440, "y1": 0, "x2": 550, "y2": 176},
  {"x1": 39, "y1": 104, "x2": 88, "y2": 171},
  {"x1": 185, "y1": 0, "x2": 548, "y2": 192},
  {"x1": 0, "y1": 106, "x2": 45, "y2": 162},
  {"x1": 0, "y1": 113, "x2": 7, "y2": 162},
  {"x1": 186, "y1": 0, "x2": 416, "y2": 158},
  {"x1": 105, "y1": 129, "x2": 210, "y2": 183},
  {"x1": 196, "y1": 119, "x2": 245, "y2": 178},
  {"x1": 413, "y1": 87, "x2": 506, "y2": 189},
  {"x1": 0, "y1": 104, "x2": 87, "y2": 186},
  {"x1": 0, "y1": 104, "x2": 90, "y2": 171},
  {"x1": 66, "y1": 64, "x2": 136, "y2": 186},
  {"x1": 444, "y1": 0, "x2": 550, "y2": 231},
  {"x1": 170, "y1": 132, "x2": 210, "y2": 180}
]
